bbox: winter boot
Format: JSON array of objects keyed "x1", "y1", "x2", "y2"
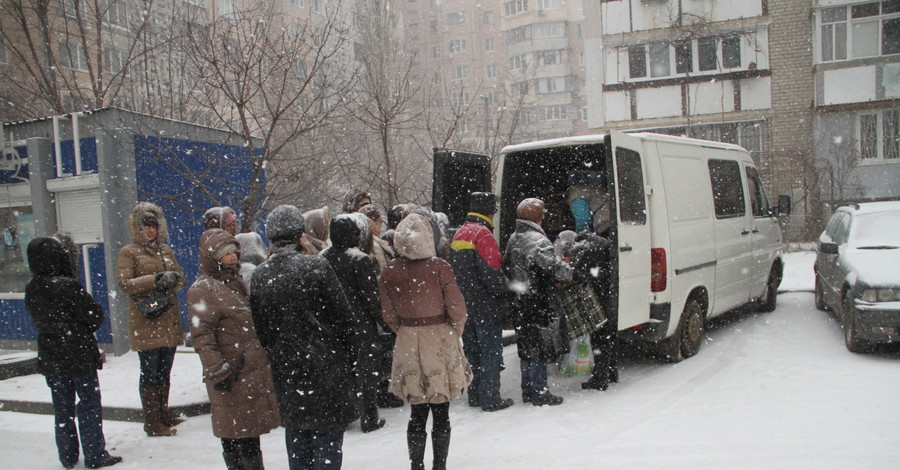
[
  {"x1": 431, "y1": 429, "x2": 451, "y2": 470},
  {"x1": 222, "y1": 451, "x2": 242, "y2": 470},
  {"x1": 139, "y1": 386, "x2": 176, "y2": 437},
  {"x1": 361, "y1": 401, "x2": 386, "y2": 433},
  {"x1": 240, "y1": 452, "x2": 265, "y2": 470},
  {"x1": 159, "y1": 384, "x2": 186, "y2": 427},
  {"x1": 407, "y1": 431, "x2": 427, "y2": 470},
  {"x1": 159, "y1": 385, "x2": 186, "y2": 427}
]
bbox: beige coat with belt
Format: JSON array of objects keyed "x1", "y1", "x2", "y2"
[{"x1": 116, "y1": 202, "x2": 186, "y2": 351}]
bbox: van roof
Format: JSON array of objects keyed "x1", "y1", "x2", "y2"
[{"x1": 499, "y1": 131, "x2": 750, "y2": 155}]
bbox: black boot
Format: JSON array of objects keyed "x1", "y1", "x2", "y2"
[
  {"x1": 407, "y1": 431, "x2": 427, "y2": 470},
  {"x1": 240, "y1": 452, "x2": 264, "y2": 470},
  {"x1": 431, "y1": 429, "x2": 451, "y2": 470},
  {"x1": 222, "y1": 451, "x2": 242, "y2": 470}
]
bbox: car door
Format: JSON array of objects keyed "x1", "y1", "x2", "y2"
[
  {"x1": 708, "y1": 158, "x2": 753, "y2": 313},
  {"x1": 745, "y1": 165, "x2": 781, "y2": 299},
  {"x1": 432, "y1": 149, "x2": 492, "y2": 229},
  {"x1": 819, "y1": 212, "x2": 849, "y2": 305},
  {"x1": 608, "y1": 131, "x2": 651, "y2": 329}
]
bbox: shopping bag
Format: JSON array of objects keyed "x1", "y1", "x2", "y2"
[
  {"x1": 552, "y1": 283, "x2": 607, "y2": 340},
  {"x1": 561, "y1": 335, "x2": 594, "y2": 375}
]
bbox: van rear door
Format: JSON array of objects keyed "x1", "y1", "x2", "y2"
[
  {"x1": 432, "y1": 149, "x2": 492, "y2": 228},
  {"x1": 608, "y1": 131, "x2": 652, "y2": 329}
]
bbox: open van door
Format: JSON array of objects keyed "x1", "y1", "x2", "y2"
[
  {"x1": 608, "y1": 131, "x2": 652, "y2": 329},
  {"x1": 432, "y1": 149, "x2": 492, "y2": 228}
]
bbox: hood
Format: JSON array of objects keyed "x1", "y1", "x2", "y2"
[
  {"x1": 394, "y1": 213, "x2": 436, "y2": 260},
  {"x1": 235, "y1": 232, "x2": 267, "y2": 265},
  {"x1": 128, "y1": 201, "x2": 169, "y2": 244},
  {"x1": 303, "y1": 206, "x2": 331, "y2": 241},
  {"x1": 348, "y1": 212, "x2": 373, "y2": 252},
  {"x1": 342, "y1": 189, "x2": 371, "y2": 213},
  {"x1": 202, "y1": 206, "x2": 236, "y2": 231},
  {"x1": 843, "y1": 247, "x2": 900, "y2": 288},
  {"x1": 27, "y1": 236, "x2": 76, "y2": 277},
  {"x1": 330, "y1": 214, "x2": 361, "y2": 252},
  {"x1": 198, "y1": 229, "x2": 240, "y2": 281}
]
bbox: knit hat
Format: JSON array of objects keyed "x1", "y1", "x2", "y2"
[
  {"x1": 214, "y1": 242, "x2": 239, "y2": 261},
  {"x1": 469, "y1": 192, "x2": 497, "y2": 216},
  {"x1": 266, "y1": 205, "x2": 305, "y2": 243}
]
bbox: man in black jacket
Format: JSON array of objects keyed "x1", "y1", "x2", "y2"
[
  {"x1": 250, "y1": 205, "x2": 360, "y2": 469},
  {"x1": 25, "y1": 235, "x2": 122, "y2": 469}
]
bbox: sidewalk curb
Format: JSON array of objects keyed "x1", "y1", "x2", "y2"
[{"x1": 0, "y1": 399, "x2": 210, "y2": 423}]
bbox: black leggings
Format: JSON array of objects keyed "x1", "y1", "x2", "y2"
[
  {"x1": 221, "y1": 436, "x2": 261, "y2": 457},
  {"x1": 408, "y1": 403, "x2": 450, "y2": 434}
]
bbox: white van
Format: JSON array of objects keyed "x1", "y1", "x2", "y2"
[{"x1": 433, "y1": 130, "x2": 791, "y2": 361}]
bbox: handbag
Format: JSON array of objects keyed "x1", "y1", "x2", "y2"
[
  {"x1": 552, "y1": 282, "x2": 607, "y2": 340},
  {"x1": 136, "y1": 289, "x2": 172, "y2": 320}
]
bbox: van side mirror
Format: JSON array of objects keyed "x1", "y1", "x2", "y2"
[
  {"x1": 820, "y1": 241, "x2": 838, "y2": 255},
  {"x1": 776, "y1": 195, "x2": 791, "y2": 217}
]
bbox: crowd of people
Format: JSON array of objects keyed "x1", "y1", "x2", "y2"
[{"x1": 24, "y1": 184, "x2": 617, "y2": 470}]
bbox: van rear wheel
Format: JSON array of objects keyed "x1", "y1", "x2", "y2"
[{"x1": 662, "y1": 299, "x2": 704, "y2": 362}]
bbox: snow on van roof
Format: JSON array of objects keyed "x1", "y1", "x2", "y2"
[{"x1": 498, "y1": 131, "x2": 749, "y2": 155}]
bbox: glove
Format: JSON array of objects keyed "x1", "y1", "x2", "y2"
[
  {"x1": 206, "y1": 362, "x2": 232, "y2": 391},
  {"x1": 155, "y1": 271, "x2": 178, "y2": 291}
]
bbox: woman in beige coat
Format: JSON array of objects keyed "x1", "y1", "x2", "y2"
[
  {"x1": 188, "y1": 229, "x2": 280, "y2": 470},
  {"x1": 379, "y1": 212, "x2": 472, "y2": 470},
  {"x1": 116, "y1": 202, "x2": 186, "y2": 437}
]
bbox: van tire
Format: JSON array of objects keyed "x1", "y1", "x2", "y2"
[
  {"x1": 814, "y1": 274, "x2": 828, "y2": 311},
  {"x1": 663, "y1": 299, "x2": 705, "y2": 362},
  {"x1": 758, "y1": 265, "x2": 781, "y2": 313}
]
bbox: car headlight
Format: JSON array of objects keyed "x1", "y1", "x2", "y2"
[{"x1": 860, "y1": 289, "x2": 900, "y2": 302}]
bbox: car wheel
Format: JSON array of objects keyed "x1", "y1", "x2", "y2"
[
  {"x1": 843, "y1": 290, "x2": 865, "y2": 353},
  {"x1": 758, "y1": 266, "x2": 780, "y2": 313},
  {"x1": 662, "y1": 299, "x2": 704, "y2": 362},
  {"x1": 814, "y1": 274, "x2": 828, "y2": 311}
]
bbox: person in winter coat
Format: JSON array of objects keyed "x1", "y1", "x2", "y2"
[
  {"x1": 25, "y1": 234, "x2": 123, "y2": 469},
  {"x1": 249, "y1": 205, "x2": 360, "y2": 470},
  {"x1": 358, "y1": 204, "x2": 394, "y2": 274},
  {"x1": 188, "y1": 229, "x2": 281, "y2": 470},
  {"x1": 203, "y1": 206, "x2": 238, "y2": 235},
  {"x1": 342, "y1": 189, "x2": 372, "y2": 214},
  {"x1": 379, "y1": 212, "x2": 473, "y2": 470},
  {"x1": 234, "y1": 231, "x2": 267, "y2": 294},
  {"x1": 116, "y1": 201, "x2": 187, "y2": 437},
  {"x1": 570, "y1": 229, "x2": 617, "y2": 391},
  {"x1": 380, "y1": 203, "x2": 415, "y2": 252},
  {"x1": 504, "y1": 198, "x2": 573, "y2": 406},
  {"x1": 448, "y1": 192, "x2": 514, "y2": 412},
  {"x1": 321, "y1": 215, "x2": 386, "y2": 433},
  {"x1": 302, "y1": 206, "x2": 331, "y2": 255}
]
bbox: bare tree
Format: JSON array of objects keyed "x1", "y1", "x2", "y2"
[{"x1": 181, "y1": 1, "x2": 356, "y2": 229}]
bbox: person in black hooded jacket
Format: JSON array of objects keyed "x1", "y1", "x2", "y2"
[
  {"x1": 25, "y1": 234, "x2": 122, "y2": 469},
  {"x1": 322, "y1": 214, "x2": 386, "y2": 433}
]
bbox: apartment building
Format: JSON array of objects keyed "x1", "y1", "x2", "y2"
[
  {"x1": 400, "y1": 0, "x2": 589, "y2": 150},
  {"x1": 812, "y1": 0, "x2": 900, "y2": 204}
]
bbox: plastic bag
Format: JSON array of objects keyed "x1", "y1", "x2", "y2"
[{"x1": 560, "y1": 335, "x2": 593, "y2": 375}]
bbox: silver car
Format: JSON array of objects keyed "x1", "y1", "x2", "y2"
[{"x1": 815, "y1": 201, "x2": 900, "y2": 352}]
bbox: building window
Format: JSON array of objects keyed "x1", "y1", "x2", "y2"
[
  {"x1": 60, "y1": 0, "x2": 85, "y2": 18},
  {"x1": 722, "y1": 35, "x2": 742, "y2": 68},
  {"x1": 484, "y1": 11, "x2": 494, "y2": 25},
  {"x1": 433, "y1": 71, "x2": 441, "y2": 84},
  {"x1": 509, "y1": 54, "x2": 529, "y2": 70},
  {"x1": 629, "y1": 45, "x2": 646, "y2": 78},
  {"x1": 504, "y1": 0, "x2": 528, "y2": 16},
  {"x1": 675, "y1": 40, "x2": 693, "y2": 73},
  {"x1": 537, "y1": 0, "x2": 557, "y2": 10},
  {"x1": 698, "y1": 37, "x2": 718, "y2": 71},
  {"x1": 449, "y1": 39, "x2": 467, "y2": 54},
  {"x1": 859, "y1": 110, "x2": 900, "y2": 161},
  {"x1": 537, "y1": 49, "x2": 563, "y2": 66},
  {"x1": 486, "y1": 90, "x2": 499, "y2": 105},
  {"x1": 486, "y1": 63, "x2": 498, "y2": 78},
  {"x1": 432, "y1": 46, "x2": 440, "y2": 58},
  {"x1": 104, "y1": 48, "x2": 124, "y2": 73},
  {"x1": 485, "y1": 37, "x2": 496, "y2": 52},
  {"x1": 450, "y1": 64, "x2": 468, "y2": 82},
  {"x1": 447, "y1": 11, "x2": 465, "y2": 27},
  {"x1": 58, "y1": 40, "x2": 88, "y2": 71},
  {"x1": 819, "y1": 2, "x2": 900, "y2": 62},
  {"x1": 0, "y1": 207, "x2": 34, "y2": 294},
  {"x1": 649, "y1": 42, "x2": 670, "y2": 77},
  {"x1": 533, "y1": 21, "x2": 564, "y2": 39},
  {"x1": 105, "y1": 0, "x2": 128, "y2": 27},
  {"x1": 507, "y1": 25, "x2": 531, "y2": 44},
  {"x1": 291, "y1": 0, "x2": 305, "y2": 7},
  {"x1": 451, "y1": 92, "x2": 471, "y2": 107},
  {"x1": 539, "y1": 104, "x2": 569, "y2": 121}
]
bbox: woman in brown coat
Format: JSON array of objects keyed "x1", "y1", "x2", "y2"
[
  {"x1": 379, "y1": 212, "x2": 472, "y2": 470},
  {"x1": 116, "y1": 202, "x2": 186, "y2": 437},
  {"x1": 188, "y1": 229, "x2": 280, "y2": 470}
]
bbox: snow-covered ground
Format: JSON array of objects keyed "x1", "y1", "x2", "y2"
[{"x1": 2, "y1": 251, "x2": 899, "y2": 469}]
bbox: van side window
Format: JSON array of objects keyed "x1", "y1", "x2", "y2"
[
  {"x1": 708, "y1": 159, "x2": 746, "y2": 219},
  {"x1": 615, "y1": 147, "x2": 647, "y2": 225},
  {"x1": 745, "y1": 166, "x2": 769, "y2": 217}
]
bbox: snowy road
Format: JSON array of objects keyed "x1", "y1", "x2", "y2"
[{"x1": 2, "y1": 253, "x2": 899, "y2": 469}]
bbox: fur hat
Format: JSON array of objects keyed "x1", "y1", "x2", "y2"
[{"x1": 265, "y1": 205, "x2": 305, "y2": 243}]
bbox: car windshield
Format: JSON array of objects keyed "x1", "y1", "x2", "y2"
[{"x1": 849, "y1": 211, "x2": 900, "y2": 249}]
